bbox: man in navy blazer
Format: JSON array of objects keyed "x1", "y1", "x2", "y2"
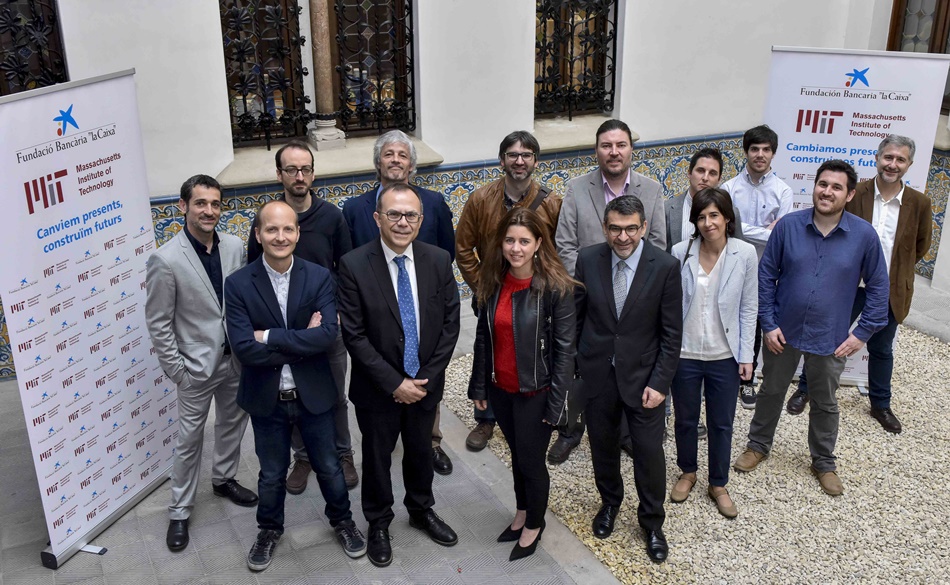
[
  {"x1": 340, "y1": 129, "x2": 457, "y2": 476},
  {"x1": 225, "y1": 201, "x2": 365, "y2": 572}
]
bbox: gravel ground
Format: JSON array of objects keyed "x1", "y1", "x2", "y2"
[{"x1": 442, "y1": 326, "x2": 950, "y2": 584}]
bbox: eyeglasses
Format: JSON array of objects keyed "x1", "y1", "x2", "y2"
[
  {"x1": 504, "y1": 151, "x2": 536, "y2": 161},
  {"x1": 607, "y1": 224, "x2": 642, "y2": 237},
  {"x1": 383, "y1": 210, "x2": 422, "y2": 224},
  {"x1": 280, "y1": 166, "x2": 314, "y2": 176}
]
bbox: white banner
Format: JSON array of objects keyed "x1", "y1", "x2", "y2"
[
  {"x1": 0, "y1": 71, "x2": 176, "y2": 566},
  {"x1": 763, "y1": 47, "x2": 950, "y2": 384}
]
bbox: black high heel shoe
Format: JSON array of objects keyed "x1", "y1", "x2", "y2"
[
  {"x1": 497, "y1": 524, "x2": 523, "y2": 542},
  {"x1": 509, "y1": 520, "x2": 545, "y2": 561}
]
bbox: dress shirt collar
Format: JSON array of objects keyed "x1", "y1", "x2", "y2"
[
  {"x1": 602, "y1": 169, "x2": 631, "y2": 201},
  {"x1": 183, "y1": 225, "x2": 220, "y2": 255},
  {"x1": 610, "y1": 239, "x2": 645, "y2": 273},
  {"x1": 381, "y1": 239, "x2": 415, "y2": 265},
  {"x1": 873, "y1": 178, "x2": 905, "y2": 205},
  {"x1": 808, "y1": 210, "x2": 853, "y2": 236},
  {"x1": 740, "y1": 166, "x2": 773, "y2": 186},
  {"x1": 263, "y1": 255, "x2": 294, "y2": 279}
]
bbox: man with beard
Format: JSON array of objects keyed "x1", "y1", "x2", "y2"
[
  {"x1": 247, "y1": 140, "x2": 357, "y2": 494},
  {"x1": 733, "y1": 160, "x2": 888, "y2": 497},
  {"x1": 720, "y1": 125, "x2": 793, "y2": 410},
  {"x1": 342, "y1": 130, "x2": 456, "y2": 474},
  {"x1": 455, "y1": 130, "x2": 561, "y2": 452},
  {"x1": 786, "y1": 135, "x2": 931, "y2": 434}
]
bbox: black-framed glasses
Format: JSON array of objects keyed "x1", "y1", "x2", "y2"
[
  {"x1": 607, "y1": 224, "x2": 642, "y2": 237},
  {"x1": 504, "y1": 151, "x2": 536, "y2": 161},
  {"x1": 280, "y1": 166, "x2": 314, "y2": 176},
  {"x1": 383, "y1": 210, "x2": 423, "y2": 224}
]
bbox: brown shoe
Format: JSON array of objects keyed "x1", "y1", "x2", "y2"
[
  {"x1": 811, "y1": 466, "x2": 843, "y2": 496},
  {"x1": 670, "y1": 472, "x2": 696, "y2": 503},
  {"x1": 707, "y1": 486, "x2": 738, "y2": 518},
  {"x1": 733, "y1": 449, "x2": 767, "y2": 473},
  {"x1": 340, "y1": 452, "x2": 359, "y2": 489},
  {"x1": 465, "y1": 421, "x2": 495, "y2": 451},
  {"x1": 286, "y1": 459, "x2": 311, "y2": 495}
]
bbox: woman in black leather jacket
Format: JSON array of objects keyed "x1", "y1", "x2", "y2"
[{"x1": 469, "y1": 207, "x2": 577, "y2": 561}]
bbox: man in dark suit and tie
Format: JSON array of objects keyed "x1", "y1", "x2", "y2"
[
  {"x1": 225, "y1": 201, "x2": 366, "y2": 572},
  {"x1": 574, "y1": 195, "x2": 682, "y2": 563},
  {"x1": 338, "y1": 183, "x2": 461, "y2": 567},
  {"x1": 341, "y1": 129, "x2": 456, "y2": 475}
]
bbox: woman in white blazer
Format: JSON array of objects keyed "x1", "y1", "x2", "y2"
[{"x1": 669, "y1": 188, "x2": 758, "y2": 518}]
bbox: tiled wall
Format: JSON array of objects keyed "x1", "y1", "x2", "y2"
[{"x1": 1, "y1": 135, "x2": 945, "y2": 378}]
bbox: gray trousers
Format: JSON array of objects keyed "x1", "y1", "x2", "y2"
[
  {"x1": 293, "y1": 332, "x2": 352, "y2": 461},
  {"x1": 169, "y1": 357, "x2": 247, "y2": 520},
  {"x1": 747, "y1": 345, "x2": 846, "y2": 472}
]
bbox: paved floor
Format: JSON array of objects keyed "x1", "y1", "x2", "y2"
[{"x1": 0, "y1": 310, "x2": 618, "y2": 585}]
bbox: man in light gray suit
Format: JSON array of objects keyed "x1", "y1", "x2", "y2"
[
  {"x1": 146, "y1": 174, "x2": 258, "y2": 553},
  {"x1": 666, "y1": 148, "x2": 744, "y2": 250},
  {"x1": 551, "y1": 119, "x2": 667, "y2": 464}
]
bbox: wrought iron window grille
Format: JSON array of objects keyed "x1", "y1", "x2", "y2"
[
  {"x1": 0, "y1": 0, "x2": 68, "y2": 97},
  {"x1": 535, "y1": 0, "x2": 618, "y2": 119},
  {"x1": 220, "y1": 0, "x2": 313, "y2": 148},
  {"x1": 333, "y1": 0, "x2": 415, "y2": 134}
]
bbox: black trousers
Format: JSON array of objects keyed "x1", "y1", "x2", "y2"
[
  {"x1": 355, "y1": 403, "x2": 438, "y2": 530},
  {"x1": 586, "y1": 367, "x2": 666, "y2": 531},
  {"x1": 488, "y1": 383, "x2": 553, "y2": 529}
]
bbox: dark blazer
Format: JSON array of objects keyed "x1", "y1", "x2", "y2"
[
  {"x1": 338, "y1": 239, "x2": 460, "y2": 412},
  {"x1": 846, "y1": 179, "x2": 932, "y2": 323},
  {"x1": 224, "y1": 257, "x2": 339, "y2": 417},
  {"x1": 341, "y1": 184, "x2": 456, "y2": 260},
  {"x1": 574, "y1": 242, "x2": 682, "y2": 405}
]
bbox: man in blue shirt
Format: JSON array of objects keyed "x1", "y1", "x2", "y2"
[{"x1": 732, "y1": 160, "x2": 889, "y2": 496}]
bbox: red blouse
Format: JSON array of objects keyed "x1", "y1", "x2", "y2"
[{"x1": 493, "y1": 272, "x2": 533, "y2": 393}]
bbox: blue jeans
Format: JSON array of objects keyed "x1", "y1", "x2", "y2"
[
  {"x1": 250, "y1": 399, "x2": 352, "y2": 532},
  {"x1": 797, "y1": 288, "x2": 899, "y2": 409},
  {"x1": 671, "y1": 358, "x2": 740, "y2": 487}
]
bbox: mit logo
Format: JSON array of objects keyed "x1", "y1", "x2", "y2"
[
  {"x1": 25, "y1": 169, "x2": 68, "y2": 215},
  {"x1": 796, "y1": 110, "x2": 843, "y2": 134}
]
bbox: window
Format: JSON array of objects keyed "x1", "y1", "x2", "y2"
[
  {"x1": 887, "y1": 0, "x2": 950, "y2": 113},
  {"x1": 535, "y1": 0, "x2": 618, "y2": 119},
  {"x1": 0, "y1": 1, "x2": 67, "y2": 97},
  {"x1": 331, "y1": 0, "x2": 415, "y2": 134},
  {"x1": 220, "y1": 0, "x2": 313, "y2": 146}
]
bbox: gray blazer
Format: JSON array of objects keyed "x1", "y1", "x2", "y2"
[
  {"x1": 670, "y1": 236, "x2": 758, "y2": 364},
  {"x1": 556, "y1": 168, "x2": 666, "y2": 276},
  {"x1": 145, "y1": 229, "x2": 246, "y2": 386},
  {"x1": 665, "y1": 191, "x2": 745, "y2": 252}
]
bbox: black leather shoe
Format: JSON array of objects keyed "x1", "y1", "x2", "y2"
[
  {"x1": 786, "y1": 391, "x2": 807, "y2": 416},
  {"x1": 509, "y1": 520, "x2": 545, "y2": 562},
  {"x1": 409, "y1": 509, "x2": 458, "y2": 546},
  {"x1": 591, "y1": 504, "x2": 618, "y2": 539},
  {"x1": 432, "y1": 446, "x2": 453, "y2": 476},
  {"x1": 547, "y1": 436, "x2": 580, "y2": 465},
  {"x1": 212, "y1": 479, "x2": 259, "y2": 507},
  {"x1": 166, "y1": 519, "x2": 189, "y2": 552},
  {"x1": 870, "y1": 407, "x2": 902, "y2": 434},
  {"x1": 367, "y1": 528, "x2": 392, "y2": 567},
  {"x1": 497, "y1": 523, "x2": 523, "y2": 542},
  {"x1": 645, "y1": 528, "x2": 668, "y2": 563}
]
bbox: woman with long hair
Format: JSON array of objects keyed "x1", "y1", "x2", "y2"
[
  {"x1": 669, "y1": 187, "x2": 758, "y2": 518},
  {"x1": 469, "y1": 207, "x2": 577, "y2": 561}
]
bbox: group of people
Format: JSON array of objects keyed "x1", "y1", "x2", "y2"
[{"x1": 144, "y1": 119, "x2": 931, "y2": 572}]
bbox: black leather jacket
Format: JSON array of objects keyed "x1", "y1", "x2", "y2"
[{"x1": 469, "y1": 278, "x2": 576, "y2": 425}]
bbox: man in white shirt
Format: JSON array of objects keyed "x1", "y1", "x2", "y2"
[{"x1": 720, "y1": 125, "x2": 793, "y2": 410}]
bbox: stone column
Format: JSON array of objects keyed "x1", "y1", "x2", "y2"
[{"x1": 308, "y1": 0, "x2": 346, "y2": 150}]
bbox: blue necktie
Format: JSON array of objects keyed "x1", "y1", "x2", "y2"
[{"x1": 394, "y1": 256, "x2": 420, "y2": 377}]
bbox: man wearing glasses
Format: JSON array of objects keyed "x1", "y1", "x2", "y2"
[
  {"x1": 247, "y1": 140, "x2": 357, "y2": 494},
  {"x1": 455, "y1": 130, "x2": 561, "y2": 452},
  {"x1": 338, "y1": 183, "x2": 461, "y2": 567}
]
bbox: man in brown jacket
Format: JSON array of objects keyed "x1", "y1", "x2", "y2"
[
  {"x1": 787, "y1": 134, "x2": 932, "y2": 434},
  {"x1": 455, "y1": 130, "x2": 561, "y2": 450}
]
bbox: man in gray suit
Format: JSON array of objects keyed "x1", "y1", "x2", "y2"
[
  {"x1": 551, "y1": 118, "x2": 667, "y2": 463},
  {"x1": 146, "y1": 174, "x2": 258, "y2": 552},
  {"x1": 665, "y1": 148, "x2": 745, "y2": 250}
]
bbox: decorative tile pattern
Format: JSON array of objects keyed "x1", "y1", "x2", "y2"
[{"x1": 1, "y1": 137, "x2": 945, "y2": 378}]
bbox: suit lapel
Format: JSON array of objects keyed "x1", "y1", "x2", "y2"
[
  {"x1": 893, "y1": 191, "x2": 911, "y2": 269},
  {"x1": 413, "y1": 242, "x2": 431, "y2": 333},
  {"x1": 588, "y1": 172, "x2": 606, "y2": 228},
  {"x1": 369, "y1": 240, "x2": 403, "y2": 327},
  {"x1": 619, "y1": 244, "x2": 657, "y2": 322},
  {"x1": 251, "y1": 260, "x2": 285, "y2": 326},
  {"x1": 363, "y1": 186, "x2": 380, "y2": 236},
  {"x1": 718, "y1": 239, "x2": 739, "y2": 293},
  {"x1": 177, "y1": 230, "x2": 220, "y2": 310},
  {"x1": 285, "y1": 260, "x2": 305, "y2": 328},
  {"x1": 670, "y1": 194, "x2": 686, "y2": 243},
  {"x1": 598, "y1": 247, "x2": 617, "y2": 320}
]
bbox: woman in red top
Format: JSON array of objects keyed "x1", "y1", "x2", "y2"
[{"x1": 469, "y1": 208, "x2": 577, "y2": 561}]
